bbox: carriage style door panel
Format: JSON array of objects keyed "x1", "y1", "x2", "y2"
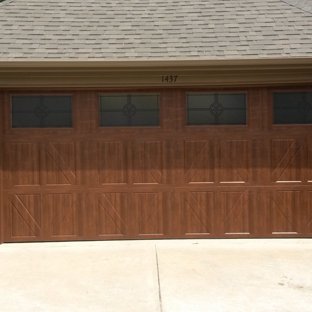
[{"x1": 1, "y1": 88, "x2": 312, "y2": 242}]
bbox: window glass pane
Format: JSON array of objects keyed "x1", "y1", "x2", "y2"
[
  {"x1": 274, "y1": 92, "x2": 312, "y2": 124},
  {"x1": 99, "y1": 95, "x2": 126, "y2": 111},
  {"x1": 12, "y1": 95, "x2": 72, "y2": 128},
  {"x1": 99, "y1": 94, "x2": 159, "y2": 127},
  {"x1": 187, "y1": 93, "x2": 246, "y2": 125}
]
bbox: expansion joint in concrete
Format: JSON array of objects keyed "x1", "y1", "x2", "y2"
[{"x1": 155, "y1": 245, "x2": 163, "y2": 312}]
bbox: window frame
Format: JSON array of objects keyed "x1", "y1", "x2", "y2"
[
  {"x1": 98, "y1": 92, "x2": 161, "y2": 129},
  {"x1": 185, "y1": 91, "x2": 248, "y2": 127},
  {"x1": 5, "y1": 92, "x2": 76, "y2": 134},
  {"x1": 270, "y1": 87, "x2": 312, "y2": 130},
  {"x1": 272, "y1": 90, "x2": 312, "y2": 125}
]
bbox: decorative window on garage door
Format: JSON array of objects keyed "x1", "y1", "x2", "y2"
[
  {"x1": 274, "y1": 91, "x2": 312, "y2": 124},
  {"x1": 11, "y1": 95, "x2": 72, "y2": 128},
  {"x1": 186, "y1": 93, "x2": 246, "y2": 125},
  {"x1": 99, "y1": 94, "x2": 159, "y2": 127}
]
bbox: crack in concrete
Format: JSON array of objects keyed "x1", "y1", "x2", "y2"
[{"x1": 155, "y1": 245, "x2": 163, "y2": 312}]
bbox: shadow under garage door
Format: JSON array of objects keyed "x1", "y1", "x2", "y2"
[{"x1": 2, "y1": 88, "x2": 312, "y2": 242}]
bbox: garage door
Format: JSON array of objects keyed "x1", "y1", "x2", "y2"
[{"x1": 2, "y1": 88, "x2": 312, "y2": 242}]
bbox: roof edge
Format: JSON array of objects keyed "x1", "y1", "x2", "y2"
[
  {"x1": 1, "y1": 57, "x2": 312, "y2": 69},
  {"x1": 281, "y1": 0, "x2": 312, "y2": 14}
]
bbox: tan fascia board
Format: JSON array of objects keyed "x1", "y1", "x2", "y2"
[{"x1": 0, "y1": 57, "x2": 311, "y2": 88}]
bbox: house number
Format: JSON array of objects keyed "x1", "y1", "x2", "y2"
[{"x1": 162, "y1": 75, "x2": 178, "y2": 83}]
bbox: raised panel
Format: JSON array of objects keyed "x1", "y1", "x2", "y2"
[
  {"x1": 97, "y1": 193, "x2": 128, "y2": 236},
  {"x1": 44, "y1": 142, "x2": 76, "y2": 185},
  {"x1": 6, "y1": 143, "x2": 40, "y2": 186},
  {"x1": 184, "y1": 192, "x2": 214, "y2": 235},
  {"x1": 184, "y1": 141, "x2": 214, "y2": 183},
  {"x1": 133, "y1": 141, "x2": 162, "y2": 184},
  {"x1": 7, "y1": 194, "x2": 41, "y2": 238},
  {"x1": 220, "y1": 140, "x2": 249, "y2": 183},
  {"x1": 98, "y1": 142, "x2": 127, "y2": 184},
  {"x1": 220, "y1": 191, "x2": 250, "y2": 235},
  {"x1": 135, "y1": 192, "x2": 163, "y2": 235},
  {"x1": 46, "y1": 194, "x2": 77, "y2": 237},
  {"x1": 268, "y1": 191, "x2": 301, "y2": 234},
  {"x1": 271, "y1": 139, "x2": 302, "y2": 183}
]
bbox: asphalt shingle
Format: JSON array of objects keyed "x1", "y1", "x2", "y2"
[{"x1": 0, "y1": 0, "x2": 311, "y2": 61}]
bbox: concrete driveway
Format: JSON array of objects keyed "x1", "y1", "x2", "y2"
[{"x1": 0, "y1": 239, "x2": 312, "y2": 312}]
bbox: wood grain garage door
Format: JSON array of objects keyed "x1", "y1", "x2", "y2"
[{"x1": 2, "y1": 88, "x2": 312, "y2": 242}]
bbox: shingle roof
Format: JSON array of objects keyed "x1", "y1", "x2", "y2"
[{"x1": 0, "y1": 0, "x2": 311, "y2": 61}]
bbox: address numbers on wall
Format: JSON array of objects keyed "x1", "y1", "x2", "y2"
[{"x1": 161, "y1": 75, "x2": 178, "y2": 83}]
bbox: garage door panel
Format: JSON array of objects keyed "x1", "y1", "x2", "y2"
[
  {"x1": 76, "y1": 141, "x2": 99, "y2": 185},
  {"x1": 162, "y1": 191, "x2": 183, "y2": 236},
  {"x1": 135, "y1": 192, "x2": 163, "y2": 235},
  {"x1": 220, "y1": 140, "x2": 250, "y2": 183},
  {"x1": 74, "y1": 193, "x2": 96, "y2": 238},
  {"x1": 98, "y1": 142, "x2": 127, "y2": 185},
  {"x1": 184, "y1": 141, "x2": 214, "y2": 183},
  {"x1": 6, "y1": 194, "x2": 42, "y2": 239},
  {"x1": 271, "y1": 139, "x2": 302, "y2": 183},
  {"x1": 133, "y1": 141, "x2": 163, "y2": 184},
  {"x1": 4, "y1": 143, "x2": 40, "y2": 186},
  {"x1": 184, "y1": 191, "x2": 214, "y2": 235},
  {"x1": 248, "y1": 190, "x2": 269, "y2": 235},
  {"x1": 268, "y1": 190, "x2": 301, "y2": 234},
  {"x1": 220, "y1": 191, "x2": 250, "y2": 235},
  {"x1": 45, "y1": 193, "x2": 78, "y2": 237},
  {"x1": 43, "y1": 142, "x2": 76, "y2": 185},
  {"x1": 97, "y1": 192, "x2": 128, "y2": 236},
  {"x1": 164, "y1": 140, "x2": 184, "y2": 184},
  {"x1": 250, "y1": 139, "x2": 265, "y2": 183}
]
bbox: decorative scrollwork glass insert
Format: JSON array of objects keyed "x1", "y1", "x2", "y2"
[
  {"x1": 99, "y1": 94, "x2": 159, "y2": 127},
  {"x1": 187, "y1": 93, "x2": 246, "y2": 125},
  {"x1": 209, "y1": 94, "x2": 224, "y2": 118},
  {"x1": 11, "y1": 95, "x2": 72, "y2": 128},
  {"x1": 35, "y1": 103, "x2": 50, "y2": 119},
  {"x1": 122, "y1": 102, "x2": 137, "y2": 117},
  {"x1": 274, "y1": 92, "x2": 312, "y2": 124}
]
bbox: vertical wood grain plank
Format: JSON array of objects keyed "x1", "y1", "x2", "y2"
[{"x1": 75, "y1": 91, "x2": 98, "y2": 134}]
